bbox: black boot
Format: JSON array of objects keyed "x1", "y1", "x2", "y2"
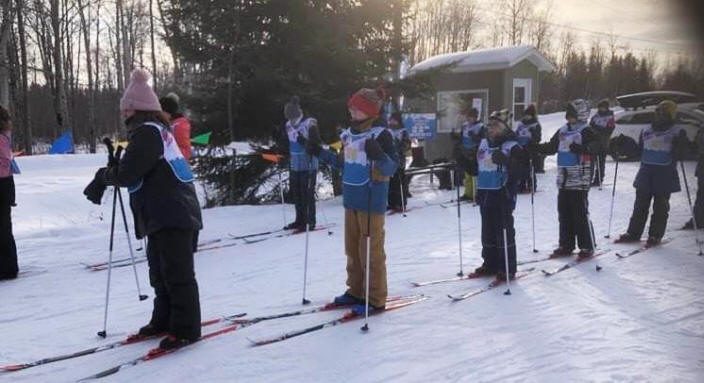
[{"x1": 158, "y1": 335, "x2": 197, "y2": 351}]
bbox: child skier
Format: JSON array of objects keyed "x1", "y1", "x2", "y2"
[
  {"x1": 160, "y1": 93, "x2": 200, "y2": 252},
  {"x1": 99, "y1": 69, "x2": 203, "y2": 350},
  {"x1": 615, "y1": 100, "x2": 690, "y2": 245},
  {"x1": 589, "y1": 99, "x2": 615, "y2": 186},
  {"x1": 387, "y1": 112, "x2": 410, "y2": 212},
  {"x1": 535, "y1": 99, "x2": 598, "y2": 257},
  {"x1": 314, "y1": 87, "x2": 398, "y2": 314},
  {"x1": 514, "y1": 104, "x2": 541, "y2": 193},
  {"x1": 473, "y1": 115, "x2": 525, "y2": 279},
  {"x1": 0, "y1": 104, "x2": 18, "y2": 280},
  {"x1": 278, "y1": 96, "x2": 321, "y2": 232},
  {"x1": 453, "y1": 107, "x2": 485, "y2": 202}
]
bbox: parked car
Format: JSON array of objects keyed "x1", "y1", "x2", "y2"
[{"x1": 609, "y1": 98, "x2": 703, "y2": 161}]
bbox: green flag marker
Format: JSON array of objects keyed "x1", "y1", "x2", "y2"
[{"x1": 191, "y1": 132, "x2": 211, "y2": 146}]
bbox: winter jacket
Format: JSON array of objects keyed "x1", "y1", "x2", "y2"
[
  {"x1": 281, "y1": 117, "x2": 320, "y2": 172},
  {"x1": 116, "y1": 116, "x2": 202, "y2": 239},
  {"x1": 390, "y1": 127, "x2": 411, "y2": 161},
  {"x1": 632, "y1": 124, "x2": 682, "y2": 195},
  {"x1": 454, "y1": 121, "x2": 485, "y2": 176},
  {"x1": 0, "y1": 132, "x2": 12, "y2": 179},
  {"x1": 539, "y1": 121, "x2": 598, "y2": 191},
  {"x1": 476, "y1": 133, "x2": 525, "y2": 209},
  {"x1": 514, "y1": 118, "x2": 541, "y2": 147},
  {"x1": 461, "y1": 121, "x2": 486, "y2": 151},
  {"x1": 171, "y1": 115, "x2": 192, "y2": 161},
  {"x1": 318, "y1": 120, "x2": 398, "y2": 214},
  {"x1": 589, "y1": 110, "x2": 615, "y2": 151},
  {"x1": 0, "y1": 132, "x2": 16, "y2": 208}
]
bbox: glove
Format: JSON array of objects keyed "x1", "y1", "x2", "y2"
[
  {"x1": 306, "y1": 141, "x2": 322, "y2": 157},
  {"x1": 569, "y1": 142, "x2": 585, "y2": 154},
  {"x1": 102, "y1": 166, "x2": 118, "y2": 187},
  {"x1": 83, "y1": 168, "x2": 108, "y2": 205},
  {"x1": 491, "y1": 150, "x2": 509, "y2": 165},
  {"x1": 296, "y1": 134, "x2": 307, "y2": 146},
  {"x1": 526, "y1": 142, "x2": 539, "y2": 155},
  {"x1": 365, "y1": 138, "x2": 385, "y2": 161}
]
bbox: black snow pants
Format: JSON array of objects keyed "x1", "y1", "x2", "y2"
[
  {"x1": 0, "y1": 176, "x2": 17, "y2": 279},
  {"x1": 479, "y1": 194, "x2": 517, "y2": 274},
  {"x1": 388, "y1": 167, "x2": 407, "y2": 210},
  {"x1": 290, "y1": 170, "x2": 316, "y2": 227},
  {"x1": 626, "y1": 191, "x2": 671, "y2": 240},
  {"x1": 147, "y1": 228, "x2": 201, "y2": 340},
  {"x1": 558, "y1": 190, "x2": 595, "y2": 251}
]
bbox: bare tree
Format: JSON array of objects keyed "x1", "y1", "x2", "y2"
[
  {"x1": 406, "y1": 0, "x2": 478, "y2": 65},
  {"x1": 502, "y1": 0, "x2": 529, "y2": 46},
  {"x1": 77, "y1": 0, "x2": 96, "y2": 151},
  {"x1": 0, "y1": 0, "x2": 13, "y2": 107},
  {"x1": 15, "y1": 0, "x2": 31, "y2": 153},
  {"x1": 50, "y1": 0, "x2": 70, "y2": 136}
]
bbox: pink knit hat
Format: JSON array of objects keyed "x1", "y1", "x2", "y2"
[{"x1": 120, "y1": 68, "x2": 162, "y2": 112}]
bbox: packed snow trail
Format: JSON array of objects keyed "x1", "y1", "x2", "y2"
[{"x1": 2, "y1": 113, "x2": 703, "y2": 382}]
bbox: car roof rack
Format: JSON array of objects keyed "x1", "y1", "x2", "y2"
[{"x1": 616, "y1": 91, "x2": 697, "y2": 110}]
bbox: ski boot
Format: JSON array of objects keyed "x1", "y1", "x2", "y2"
[
  {"x1": 333, "y1": 292, "x2": 363, "y2": 306},
  {"x1": 577, "y1": 249, "x2": 594, "y2": 259},
  {"x1": 646, "y1": 236, "x2": 662, "y2": 247},
  {"x1": 550, "y1": 247, "x2": 573, "y2": 258},
  {"x1": 158, "y1": 335, "x2": 197, "y2": 351},
  {"x1": 614, "y1": 233, "x2": 640, "y2": 244},
  {"x1": 352, "y1": 302, "x2": 385, "y2": 316},
  {"x1": 495, "y1": 271, "x2": 516, "y2": 281}
]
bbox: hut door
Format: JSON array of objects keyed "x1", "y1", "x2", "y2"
[{"x1": 512, "y1": 78, "x2": 532, "y2": 123}]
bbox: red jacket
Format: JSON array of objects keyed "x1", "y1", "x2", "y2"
[{"x1": 172, "y1": 116, "x2": 192, "y2": 160}]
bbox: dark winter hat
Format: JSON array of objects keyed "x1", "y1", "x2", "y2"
[
  {"x1": 461, "y1": 107, "x2": 479, "y2": 119},
  {"x1": 284, "y1": 96, "x2": 302, "y2": 121},
  {"x1": 348, "y1": 87, "x2": 387, "y2": 118},
  {"x1": 565, "y1": 99, "x2": 589, "y2": 122},
  {"x1": 656, "y1": 100, "x2": 677, "y2": 121},
  {"x1": 523, "y1": 104, "x2": 537, "y2": 117},
  {"x1": 565, "y1": 103, "x2": 578, "y2": 120},
  {"x1": 597, "y1": 98, "x2": 610, "y2": 109},
  {"x1": 489, "y1": 109, "x2": 511, "y2": 123},
  {"x1": 159, "y1": 92, "x2": 180, "y2": 115}
]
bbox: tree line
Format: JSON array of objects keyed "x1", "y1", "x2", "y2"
[{"x1": 0, "y1": 0, "x2": 702, "y2": 154}]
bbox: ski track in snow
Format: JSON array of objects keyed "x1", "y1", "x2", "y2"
[{"x1": 2, "y1": 113, "x2": 703, "y2": 382}]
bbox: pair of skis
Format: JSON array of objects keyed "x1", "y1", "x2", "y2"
[
  {"x1": 3, "y1": 295, "x2": 423, "y2": 380},
  {"x1": 240, "y1": 223, "x2": 336, "y2": 244},
  {"x1": 77, "y1": 294, "x2": 423, "y2": 380},
  {"x1": 0, "y1": 313, "x2": 246, "y2": 373}
]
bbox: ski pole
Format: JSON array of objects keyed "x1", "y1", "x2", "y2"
[
  {"x1": 113, "y1": 145, "x2": 148, "y2": 302},
  {"x1": 400, "y1": 171, "x2": 407, "y2": 217},
  {"x1": 680, "y1": 161, "x2": 703, "y2": 256},
  {"x1": 117, "y1": 187, "x2": 148, "y2": 301},
  {"x1": 605, "y1": 159, "x2": 619, "y2": 239},
  {"x1": 595, "y1": 155, "x2": 602, "y2": 191},
  {"x1": 361, "y1": 161, "x2": 373, "y2": 332},
  {"x1": 454, "y1": 166, "x2": 464, "y2": 276},
  {"x1": 301, "y1": 160, "x2": 314, "y2": 305},
  {"x1": 278, "y1": 170, "x2": 287, "y2": 228},
  {"x1": 530, "y1": 158, "x2": 537, "y2": 253},
  {"x1": 98, "y1": 185, "x2": 118, "y2": 338},
  {"x1": 500, "y1": 202, "x2": 511, "y2": 295}
]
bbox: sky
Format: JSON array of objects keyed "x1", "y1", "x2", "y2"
[{"x1": 544, "y1": 0, "x2": 702, "y2": 66}]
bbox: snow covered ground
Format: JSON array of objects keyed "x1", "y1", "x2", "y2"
[{"x1": 2, "y1": 112, "x2": 703, "y2": 382}]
